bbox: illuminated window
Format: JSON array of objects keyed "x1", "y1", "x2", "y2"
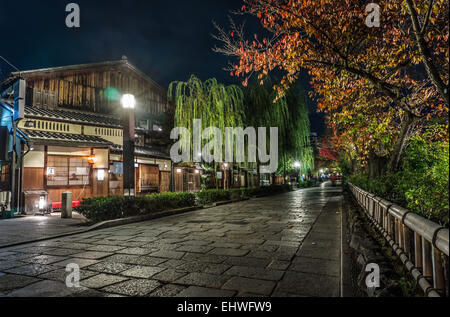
[
  {"x1": 47, "y1": 156, "x2": 90, "y2": 186},
  {"x1": 1, "y1": 164, "x2": 10, "y2": 183}
]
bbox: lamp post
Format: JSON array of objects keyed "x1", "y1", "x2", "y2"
[
  {"x1": 223, "y1": 163, "x2": 229, "y2": 190},
  {"x1": 293, "y1": 161, "x2": 300, "y2": 185},
  {"x1": 121, "y1": 94, "x2": 136, "y2": 197}
]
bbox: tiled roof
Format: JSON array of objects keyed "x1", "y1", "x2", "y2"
[
  {"x1": 24, "y1": 106, "x2": 122, "y2": 128},
  {"x1": 22, "y1": 129, "x2": 112, "y2": 146},
  {"x1": 110, "y1": 145, "x2": 170, "y2": 159}
]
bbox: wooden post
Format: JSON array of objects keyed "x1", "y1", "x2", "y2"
[
  {"x1": 432, "y1": 247, "x2": 445, "y2": 295},
  {"x1": 414, "y1": 233, "x2": 423, "y2": 270},
  {"x1": 403, "y1": 224, "x2": 410, "y2": 258},
  {"x1": 422, "y1": 238, "x2": 433, "y2": 279},
  {"x1": 395, "y1": 219, "x2": 401, "y2": 246}
]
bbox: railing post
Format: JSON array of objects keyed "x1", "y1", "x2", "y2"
[
  {"x1": 389, "y1": 214, "x2": 395, "y2": 238},
  {"x1": 403, "y1": 224, "x2": 410, "y2": 258},
  {"x1": 415, "y1": 232, "x2": 423, "y2": 270},
  {"x1": 380, "y1": 206, "x2": 385, "y2": 229},
  {"x1": 432, "y1": 247, "x2": 445, "y2": 295},
  {"x1": 422, "y1": 238, "x2": 433, "y2": 279},
  {"x1": 395, "y1": 218, "x2": 401, "y2": 247}
]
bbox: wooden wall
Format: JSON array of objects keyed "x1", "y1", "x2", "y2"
[
  {"x1": 47, "y1": 187, "x2": 93, "y2": 204},
  {"x1": 22, "y1": 168, "x2": 44, "y2": 190},
  {"x1": 23, "y1": 64, "x2": 168, "y2": 117},
  {"x1": 92, "y1": 169, "x2": 109, "y2": 197},
  {"x1": 23, "y1": 161, "x2": 172, "y2": 204},
  {"x1": 174, "y1": 168, "x2": 201, "y2": 192},
  {"x1": 160, "y1": 171, "x2": 170, "y2": 193}
]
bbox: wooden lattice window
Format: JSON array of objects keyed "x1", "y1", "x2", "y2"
[{"x1": 47, "y1": 156, "x2": 90, "y2": 187}]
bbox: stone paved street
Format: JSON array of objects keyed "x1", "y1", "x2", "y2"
[
  {"x1": 0, "y1": 213, "x2": 88, "y2": 248},
  {"x1": 0, "y1": 183, "x2": 343, "y2": 297}
]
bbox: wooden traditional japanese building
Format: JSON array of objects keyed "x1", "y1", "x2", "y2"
[{"x1": 0, "y1": 58, "x2": 174, "y2": 214}]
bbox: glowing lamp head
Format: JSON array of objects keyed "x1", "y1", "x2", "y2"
[
  {"x1": 39, "y1": 195, "x2": 46, "y2": 210},
  {"x1": 293, "y1": 161, "x2": 300, "y2": 168},
  {"x1": 121, "y1": 94, "x2": 136, "y2": 109}
]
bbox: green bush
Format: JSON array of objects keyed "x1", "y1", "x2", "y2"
[
  {"x1": 298, "y1": 180, "x2": 315, "y2": 188},
  {"x1": 77, "y1": 184, "x2": 294, "y2": 222},
  {"x1": 139, "y1": 192, "x2": 197, "y2": 212},
  {"x1": 252, "y1": 184, "x2": 293, "y2": 196},
  {"x1": 194, "y1": 184, "x2": 293, "y2": 205},
  {"x1": 76, "y1": 192, "x2": 196, "y2": 222},
  {"x1": 196, "y1": 189, "x2": 231, "y2": 205},
  {"x1": 348, "y1": 136, "x2": 449, "y2": 226}
]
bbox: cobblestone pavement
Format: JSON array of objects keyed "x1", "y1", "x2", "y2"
[
  {"x1": 0, "y1": 183, "x2": 343, "y2": 297},
  {"x1": 0, "y1": 213, "x2": 87, "y2": 248}
]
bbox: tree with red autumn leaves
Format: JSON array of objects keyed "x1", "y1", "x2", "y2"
[
  {"x1": 318, "y1": 136, "x2": 339, "y2": 162},
  {"x1": 213, "y1": 0, "x2": 449, "y2": 172}
]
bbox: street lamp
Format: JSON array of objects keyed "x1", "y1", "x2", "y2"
[
  {"x1": 223, "y1": 163, "x2": 229, "y2": 189},
  {"x1": 293, "y1": 161, "x2": 300, "y2": 185},
  {"x1": 121, "y1": 94, "x2": 136, "y2": 197},
  {"x1": 121, "y1": 94, "x2": 136, "y2": 109}
]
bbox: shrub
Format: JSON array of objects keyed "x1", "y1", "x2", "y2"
[
  {"x1": 252, "y1": 184, "x2": 293, "y2": 196},
  {"x1": 195, "y1": 184, "x2": 293, "y2": 205},
  {"x1": 196, "y1": 189, "x2": 231, "y2": 205},
  {"x1": 139, "y1": 192, "x2": 197, "y2": 212},
  {"x1": 298, "y1": 180, "x2": 315, "y2": 188},
  {"x1": 76, "y1": 192, "x2": 196, "y2": 222},
  {"x1": 348, "y1": 136, "x2": 449, "y2": 226},
  {"x1": 77, "y1": 184, "x2": 294, "y2": 222}
]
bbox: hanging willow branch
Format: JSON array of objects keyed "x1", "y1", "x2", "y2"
[
  {"x1": 244, "y1": 77, "x2": 314, "y2": 175},
  {"x1": 168, "y1": 75, "x2": 246, "y2": 160}
]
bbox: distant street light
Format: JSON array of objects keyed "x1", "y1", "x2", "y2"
[{"x1": 121, "y1": 93, "x2": 136, "y2": 197}]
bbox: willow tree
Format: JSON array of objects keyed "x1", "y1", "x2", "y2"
[
  {"x1": 168, "y1": 75, "x2": 246, "y2": 188},
  {"x1": 244, "y1": 78, "x2": 313, "y2": 183},
  {"x1": 282, "y1": 85, "x2": 314, "y2": 176}
]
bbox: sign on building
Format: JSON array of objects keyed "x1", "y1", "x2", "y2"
[{"x1": 13, "y1": 79, "x2": 25, "y2": 121}]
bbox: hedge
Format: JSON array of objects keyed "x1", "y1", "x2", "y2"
[
  {"x1": 76, "y1": 192, "x2": 196, "y2": 222},
  {"x1": 298, "y1": 180, "x2": 315, "y2": 188},
  {"x1": 196, "y1": 189, "x2": 232, "y2": 205},
  {"x1": 76, "y1": 184, "x2": 293, "y2": 222},
  {"x1": 196, "y1": 184, "x2": 293, "y2": 205}
]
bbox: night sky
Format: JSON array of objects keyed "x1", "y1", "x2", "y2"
[{"x1": 0, "y1": 0, "x2": 325, "y2": 134}]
